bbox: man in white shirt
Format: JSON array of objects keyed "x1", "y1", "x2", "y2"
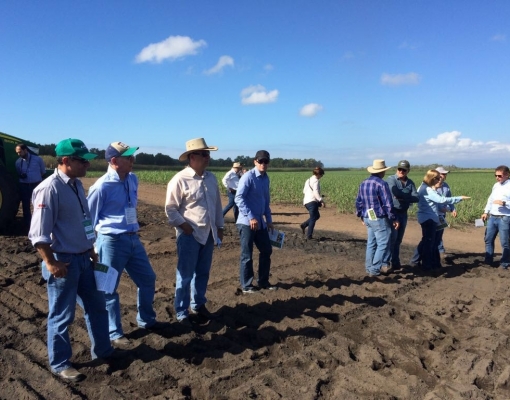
[
  {"x1": 222, "y1": 162, "x2": 242, "y2": 221},
  {"x1": 481, "y1": 165, "x2": 510, "y2": 268},
  {"x1": 165, "y1": 138, "x2": 224, "y2": 325}
]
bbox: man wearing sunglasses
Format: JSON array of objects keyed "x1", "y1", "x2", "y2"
[
  {"x1": 481, "y1": 165, "x2": 510, "y2": 269},
  {"x1": 28, "y1": 138, "x2": 121, "y2": 382},
  {"x1": 165, "y1": 138, "x2": 224, "y2": 326},
  {"x1": 88, "y1": 142, "x2": 165, "y2": 347},
  {"x1": 235, "y1": 150, "x2": 277, "y2": 293},
  {"x1": 384, "y1": 160, "x2": 418, "y2": 270}
]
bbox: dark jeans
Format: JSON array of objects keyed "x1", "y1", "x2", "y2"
[
  {"x1": 302, "y1": 201, "x2": 320, "y2": 238},
  {"x1": 20, "y1": 182, "x2": 40, "y2": 226},
  {"x1": 222, "y1": 190, "x2": 239, "y2": 222},
  {"x1": 237, "y1": 224, "x2": 272, "y2": 289},
  {"x1": 387, "y1": 211, "x2": 408, "y2": 267},
  {"x1": 414, "y1": 219, "x2": 442, "y2": 269}
]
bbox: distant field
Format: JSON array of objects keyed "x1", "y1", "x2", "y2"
[{"x1": 86, "y1": 168, "x2": 495, "y2": 226}]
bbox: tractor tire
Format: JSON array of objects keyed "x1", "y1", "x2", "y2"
[{"x1": 0, "y1": 166, "x2": 20, "y2": 231}]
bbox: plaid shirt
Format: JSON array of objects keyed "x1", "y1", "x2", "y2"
[{"x1": 356, "y1": 175, "x2": 395, "y2": 220}]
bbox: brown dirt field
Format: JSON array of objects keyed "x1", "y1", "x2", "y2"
[{"x1": 1, "y1": 177, "x2": 510, "y2": 399}]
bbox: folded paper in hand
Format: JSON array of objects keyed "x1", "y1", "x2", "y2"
[
  {"x1": 268, "y1": 229, "x2": 285, "y2": 249},
  {"x1": 94, "y1": 262, "x2": 118, "y2": 294}
]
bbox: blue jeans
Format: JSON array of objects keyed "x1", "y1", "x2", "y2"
[
  {"x1": 414, "y1": 219, "x2": 441, "y2": 270},
  {"x1": 484, "y1": 215, "x2": 510, "y2": 267},
  {"x1": 42, "y1": 252, "x2": 113, "y2": 373},
  {"x1": 302, "y1": 201, "x2": 320, "y2": 238},
  {"x1": 363, "y1": 217, "x2": 391, "y2": 275},
  {"x1": 237, "y1": 224, "x2": 273, "y2": 288},
  {"x1": 386, "y1": 212, "x2": 408, "y2": 267},
  {"x1": 222, "y1": 190, "x2": 239, "y2": 222},
  {"x1": 96, "y1": 233, "x2": 157, "y2": 339},
  {"x1": 175, "y1": 232, "x2": 214, "y2": 320}
]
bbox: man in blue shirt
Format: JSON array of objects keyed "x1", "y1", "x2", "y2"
[
  {"x1": 88, "y1": 142, "x2": 165, "y2": 347},
  {"x1": 15, "y1": 143, "x2": 46, "y2": 228},
  {"x1": 385, "y1": 160, "x2": 418, "y2": 269},
  {"x1": 235, "y1": 150, "x2": 277, "y2": 293},
  {"x1": 356, "y1": 160, "x2": 399, "y2": 277},
  {"x1": 28, "y1": 138, "x2": 120, "y2": 382}
]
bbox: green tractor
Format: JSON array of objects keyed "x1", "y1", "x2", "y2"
[{"x1": 0, "y1": 131, "x2": 49, "y2": 231}]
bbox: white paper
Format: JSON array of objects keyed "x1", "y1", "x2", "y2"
[
  {"x1": 475, "y1": 218, "x2": 484, "y2": 227},
  {"x1": 94, "y1": 262, "x2": 119, "y2": 294},
  {"x1": 268, "y1": 229, "x2": 285, "y2": 249}
]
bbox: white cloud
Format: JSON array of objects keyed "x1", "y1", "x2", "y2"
[
  {"x1": 135, "y1": 35, "x2": 207, "y2": 64},
  {"x1": 240, "y1": 85, "x2": 279, "y2": 105},
  {"x1": 381, "y1": 72, "x2": 421, "y2": 86},
  {"x1": 299, "y1": 103, "x2": 323, "y2": 117},
  {"x1": 263, "y1": 64, "x2": 274, "y2": 72},
  {"x1": 491, "y1": 34, "x2": 506, "y2": 42},
  {"x1": 204, "y1": 55, "x2": 234, "y2": 75}
]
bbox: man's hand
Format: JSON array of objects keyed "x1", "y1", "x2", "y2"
[
  {"x1": 89, "y1": 248, "x2": 98, "y2": 266},
  {"x1": 180, "y1": 222, "x2": 194, "y2": 235},
  {"x1": 481, "y1": 213, "x2": 488, "y2": 222},
  {"x1": 321, "y1": 201, "x2": 326, "y2": 208},
  {"x1": 393, "y1": 221, "x2": 400, "y2": 230},
  {"x1": 451, "y1": 210, "x2": 458, "y2": 218},
  {"x1": 267, "y1": 222, "x2": 274, "y2": 233},
  {"x1": 46, "y1": 260, "x2": 70, "y2": 278},
  {"x1": 217, "y1": 229, "x2": 224, "y2": 241}
]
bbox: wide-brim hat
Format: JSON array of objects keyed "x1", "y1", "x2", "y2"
[
  {"x1": 367, "y1": 159, "x2": 392, "y2": 173},
  {"x1": 55, "y1": 138, "x2": 97, "y2": 160},
  {"x1": 179, "y1": 138, "x2": 218, "y2": 162},
  {"x1": 232, "y1": 162, "x2": 242, "y2": 168}
]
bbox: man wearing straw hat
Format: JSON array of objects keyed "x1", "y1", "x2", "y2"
[
  {"x1": 356, "y1": 159, "x2": 399, "y2": 277},
  {"x1": 165, "y1": 138, "x2": 224, "y2": 326},
  {"x1": 222, "y1": 161, "x2": 243, "y2": 222}
]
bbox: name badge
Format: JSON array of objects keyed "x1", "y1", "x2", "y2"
[
  {"x1": 83, "y1": 219, "x2": 96, "y2": 240},
  {"x1": 125, "y1": 207, "x2": 138, "y2": 225}
]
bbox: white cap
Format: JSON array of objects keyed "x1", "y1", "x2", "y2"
[{"x1": 436, "y1": 166, "x2": 449, "y2": 174}]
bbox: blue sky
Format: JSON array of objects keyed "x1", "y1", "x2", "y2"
[{"x1": 1, "y1": 1, "x2": 509, "y2": 168}]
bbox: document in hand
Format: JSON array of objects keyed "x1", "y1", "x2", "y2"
[
  {"x1": 94, "y1": 262, "x2": 119, "y2": 294},
  {"x1": 268, "y1": 229, "x2": 285, "y2": 249}
]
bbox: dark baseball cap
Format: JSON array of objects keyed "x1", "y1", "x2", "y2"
[
  {"x1": 105, "y1": 142, "x2": 139, "y2": 162},
  {"x1": 255, "y1": 150, "x2": 270, "y2": 160},
  {"x1": 397, "y1": 160, "x2": 410, "y2": 170},
  {"x1": 55, "y1": 139, "x2": 97, "y2": 160}
]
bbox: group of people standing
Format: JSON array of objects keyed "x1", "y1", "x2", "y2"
[
  {"x1": 356, "y1": 159, "x2": 470, "y2": 277},
  {"x1": 26, "y1": 136, "x2": 276, "y2": 382}
]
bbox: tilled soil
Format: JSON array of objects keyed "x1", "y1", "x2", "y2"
[{"x1": 1, "y1": 180, "x2": 510, "y2": 399}]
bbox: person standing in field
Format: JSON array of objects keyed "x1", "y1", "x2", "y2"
[
  {"x1": 435, "y1": 167, "x2": 457, "y2": 259},
  {"x1": 356, "y1": 160, "x2": 399, "y2": 277},
  {"x1": 300, "y1": 166, "x2": 326, "y2": 240},
  {"x1": 481, "y1": 165, "x2": 510, "y2": 269},
  {"x1": 28, "y1": 138, "x2": 121, "y2": 382},
  {"x1": 165, "y1": 138, "x2": 224, "y2": 326},
  {"x1": 222, "y1": 162, "x2": 243, "y2": 222},
  {"x1": 235, "y1": 150, "x2": 277, "y2": 293},
  {"x1": 88, "y1": 142, "x2": 165, "y2": 348},
  {"x1": 15, "y1": 143, "x2": 46, "y2": 228},
  {"x1": 384, "y1": 160, "x2": 418, "y2": 269}
]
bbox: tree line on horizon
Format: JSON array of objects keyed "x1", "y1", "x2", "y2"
[{"x1": 37, "y1": 143, "x2": 325, "y2": 169}]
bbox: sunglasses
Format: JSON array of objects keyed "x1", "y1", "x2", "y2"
[
  {"x1": 397, "y1": 168, "x2": 408, "y2": 172},
  {"x1": 495, "y1": 174, "x2": 504, "y2": 178},
  {"x1": 192, "y1": 151, "x2": 210, "y2": 157},
  {"x1": 70, "y1": 156, "x2": 89, "y2": 164},
  {"x1": 257, "y1": 158, "x2": 270, "y2": 165}
]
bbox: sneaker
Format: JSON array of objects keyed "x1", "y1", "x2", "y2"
[
  {"x1": 112, "y1": 336, "x2": 131, "y2": 347},
  {"x1": 380, "y1": 266, "x2": 393, "y2": 275},
  {"x1": 242, "y1": 286, "x2": 260, "y2": 294},
  {"x1": 260, "y1": 283, "x2": 278, "y2": 290},
  {"x1": 54, "y1": 367, "x2": 85, "y2": 382},
  {"x1": 190, "y1": 304, "x2": 217, "y2": 320},
  {"x1": 300, "y1": 224, "x2": 306, "y2": 235}
]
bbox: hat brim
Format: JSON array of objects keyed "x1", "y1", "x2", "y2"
[
  {"x1": 120, "y1": 147, "x2": 138, "y2": 157},
  {"x1": 179, "y1": 146, "x2": 218, "y2": 162},
  {"x1": 367, "y1": 166, "x2": 392, "y2": 173}
]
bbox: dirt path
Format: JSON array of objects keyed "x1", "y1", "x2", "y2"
[{"x1": 1, "y1": 178, "x2": 509, "y2": 399}]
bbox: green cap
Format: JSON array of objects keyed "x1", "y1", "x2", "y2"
[{"x1": 55, "y1": 139, "x2": 97, "y2": 160}]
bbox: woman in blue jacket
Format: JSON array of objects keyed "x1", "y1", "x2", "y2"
[{"x1": 414, "y1": 170, "x2": 470, "y2": 270}]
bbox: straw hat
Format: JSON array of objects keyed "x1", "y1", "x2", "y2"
[
  {"x1": 178, "y1": 138, "x2": 218, "y2": 162},
  {"x1": 232, "y1": 162, "x2": 242, "y2": 168},
  {"x1": 367, "y1": 159, "x2": 392, "y2": 173}
]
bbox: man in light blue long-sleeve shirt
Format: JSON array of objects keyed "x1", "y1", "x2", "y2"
[{"x1": 235, "y1": 150, "x2": 276, "y2": 293}]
